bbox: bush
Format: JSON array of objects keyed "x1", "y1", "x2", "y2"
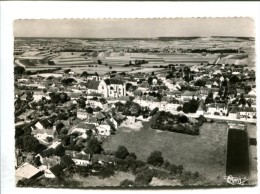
[
  {"x1": 147, "y1": 151, "x2": 164, "y2": 166},
  {"x1": 135, "y1": 169, "x2": 154, "y2": 186},
  {"x1": 120, "y1": 179, "x2": 135, "y2": 187},
  {"x1": 115, "y1": 146, "x2": 129, "y2": 160},
  {"x1": 177, "y1": 106, "x2": 182, "y2": 112},
  {"x1": 98, "y1": 165, "x2": 115, "y2": 178}
]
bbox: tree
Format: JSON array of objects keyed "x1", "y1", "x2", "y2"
[
  {"x1": 229, "y1": 75, "x2": 240, "y2": 84},
  {"x1": 61, "y1": 78, "x2": 76, "y2": 86},
  {"x1": 88, "y1": 138, "x2": 102, "y2": 154},
  {"x1": 14, "y1": 66, "x2": 25, "y2": 75},
  {"x1": 126, "y1": 83, "x2": 133, "y2": 91},
  {"x1": 120, "y1": 179, "x2": 135, "y2": 187},
  {"x1": 178, "y1": 115, "x2": 188, "y2": 123},
  {"x1": 97, "y1": 60, "x2": 102, "y2": 65},
  {"x1": 183, "y1": 102, "x2": 190, "y2": 114},
  {"x1": 56, "y1": 122, "x2": 65, "y2": 134},
  {"x1": 133, "y1": 89, "x2": 142, "y2": 97},
  {"x1": 128, "y1": 152, "x2": 137, "y2": 160},
  {"x1": 81, "y1": 71, "x2": 88, "y2": 77},
  {"x1": 64, "y1": 69, "x2": 71, "y2": 74},
  {"x1": 147, "y1": 151, "x2": 164, "y2": 166},
  {"x1": 99, "y1": 165, "x2": 115, "y2": 178},
  {"x1": 148, "y1": 77, "x2": 153, "y2": 85},
  {"x1": 86, "y1": 107, "x2": 93, "y2": 114},
  {"x1": 54, "y1": 144, "x2": 65, "y2": 157},
  {"x1": 150, "y1": 107, "x2": 159, "y2": 116},
  {"x1": 177, "y1": 106, "x2": 182, "y2": 112},
  {"x1": 78, "y1": 99, "x2": 86, "y2": 109},
  {"x1": 34, "y1": 156, "x2": 42, "y2": 166},
  {"x1": 135, "y1": 168, "x2": 154, "y2": 186},
  {"x1": 109, "y1": 66, "x2": 112, "y2": 69},
  {"x1": 115, "y1": 146, "x2": 129, "y2": 160},
  {"x1": 194, "y1": 79, "x2": 206, "y2": 87}
]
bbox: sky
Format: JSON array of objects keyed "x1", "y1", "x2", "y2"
[{"x1": 14, "y1": 18, "x2": 255, "y2": 38}]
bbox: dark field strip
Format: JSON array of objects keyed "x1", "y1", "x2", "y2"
[{"x1": 226, "y1": 129, "x2": 249, "y2": 177}]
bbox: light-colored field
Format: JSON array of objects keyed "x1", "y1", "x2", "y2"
[
  {"x1": 72, "y1": 171, "x2": 135, "y2": 187},
  {"x1": 103, "y1": 122, "x2": 228, "y2": 184},
  {"x1": 30, "y1": 73, "x2": 63, "y2": 78},
  {"x1": 150, "y1": 177, "x2": 181, "y2": 186},
  {"x1": 129, "y1": 68, "x2": 165, "y2": 74}
]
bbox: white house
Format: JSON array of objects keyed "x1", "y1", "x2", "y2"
[
  {"x1": 65, "y1": 151, "x2": 91, "y2": 166},
  {"x1": 165, "y1": 103, "x2": 180, "y2": 112},
  {"x1": 96, "y1": 124, "x2": 111, "y2": 136},
  {"x1": 206, "y1": 103, "x2": 227, "y2": 116},
  {"x1": 98, "y1": 79, "x2": 126, "y2": 98}
]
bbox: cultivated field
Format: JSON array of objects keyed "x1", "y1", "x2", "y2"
[{"x1": 103, "y1": 122, "x2": 228, "y2": 184}]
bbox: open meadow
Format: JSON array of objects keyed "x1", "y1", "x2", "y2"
[{"x1": 103, "y1": 122, "x2": 228, "y2": 184}]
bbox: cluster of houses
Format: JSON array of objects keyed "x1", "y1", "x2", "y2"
[{"x1": 15, "y1": 61, "x2": 257, "y2": 183}]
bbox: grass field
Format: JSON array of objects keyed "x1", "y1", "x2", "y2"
[
  {"x1": 103, "y1": 122, "x2": 228, "y2": 184},
  {"x1": 72, "y1": 171, "x2": 135, "y2": 187}
]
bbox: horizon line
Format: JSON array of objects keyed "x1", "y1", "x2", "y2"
[{"x1": 14, "y1": 36, "x2": 255, "y2": 39}]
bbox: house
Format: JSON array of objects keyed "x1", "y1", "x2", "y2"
[
  {"x1": 157, "y1": 73, "x2": 168, "y2": 82},
  {"x1": 60, "y1": 155, "x2": 75, "y2": 168},
  {"x1": 49, "y1": 164, "x2": 66, "y2": 178},
  {"x1": 91, "y1": 154, "x2": 116, "y2": 165},
  {"x1": 86, "y1": 100, "x2": 103, "y2": 109},
  {"x1": 152, "y1": 78, "x2": 158, "y2": 85},
  {"x1": 211, "y1": 88, "x2": 219, "y2": 98},
  {"x1": 70, "y1": 122, "x2": 96, "y2": 139},
  {"x1": 65, "y1": 150, "x2": 92, "y2": 166},
  {"x1": 228, "y1": 106, "x2": 239, "y2": 119},
  {"x1": 165, "y1": 102, "x2": 181, "y2": 112},
  {"x1": 248, "y1": 88, "x2": 256, "y2": 96},
  {"x1": 166, "y1": 90, "x2": 182, "y2": 99},
  {"x1": 199, "y1": 88, "x2": 211, "y2": 100},
  {"x1": 236, "y1": 88, "x2": 245, "y2": 96},
  {"x1": 86, "y1": 73, "x2": 101, "y2": 81},
  {"x1": 39, "y1": 165, "x2": 56, "y2": 178},
  {"x1": 38, "y1": 155, "x2": 61, "y2": 178},
  {"x1": 77, "y1": 110, "x2": 89, "y2": 120},
  {"x1": 36, "y1": 148, "x2": 55, "y2": 163},
  {"x1": 96, "y1": 112, "x2": 106, "y2": 122},
  {"x1": 86, "y1": 80, "x2": 100, "y2": 94},
  {"x1": 206, "y1": 103, "x2": 227, "y2": 116},
  {"x1": 34, "y1": 119, "x2": 53, "y2": 130},
  {"x1": 16, "y1": 162, "x2": 44, "y2": 183},
  {"x1": 96, "y1": 121, "x2": 112, "y2": 136},
  {"x1": 238, "y1": 107, "x2": 256, "y2": 119},
  {"x1": 68, "y1": 92, "x2": 82, "y2": 100},
  {"x1": 205, "y1": 81, "x2": 213, "y2": 88},
  {"x1": 33, "y1": 91, "x2": 50, "y2": 102},
  {"x1": 196, "y1": 101, "x2": 206, "y2": 116},
  {"x1": 98, "y1": 79, "x2": 126, "y2": 98},
  {"x1": 76, "y1": 82, "x2": 87, "y2": 90},
  {"x1": 181, "y1": 91, "x2": 199, "y2": 102}
]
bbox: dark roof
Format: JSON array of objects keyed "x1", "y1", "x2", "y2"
[
  {"x1": 182, "y1": 90, "x2": 198, "y2": 97},
  {"x1": 96, "y1": 112, "x2": 106, "y2": 120},
  {"x1": 76, "y1": 122, "x2": 96, "y2": 130},
  {"x1": 106, "y1": 119, "x2": 116, "y2": 131},
  {"x1": 91, "y1": 154, "x2": 115, "y2": 163},
  {"x1": 207, "y1": 103, "x2": 226, "y2": 108},
  {"x1": 86, "y1": 80, "x2": 100, "y2": 90},
  {"x1": 39, "y1": 119, "x2": 53, "y2": 129},
  {"x1": 39, "y1": 148, "x2": 55, "y2": 158},
  {"x1": 61, "y1": 155, "x2": 75, "y2": 167},
  {"x1": 104, "y1": 79, "x2": 124, "y2": 85},
  {"x1": 49, "y1": 164, "x2": 66, "y2": 177}
]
